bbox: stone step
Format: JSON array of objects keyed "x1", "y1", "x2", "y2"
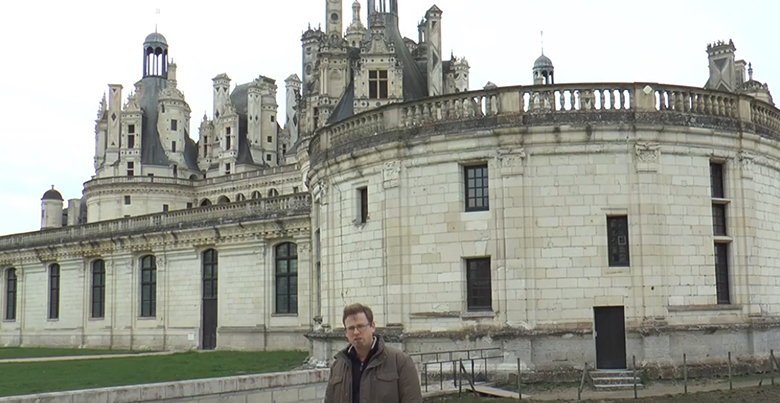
[{"x1": 590, "y1": 370, "x2": 643, "y2": 390}]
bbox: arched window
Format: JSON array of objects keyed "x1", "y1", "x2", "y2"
[
  {"x1": 268, "y1": 188, "x2": 279, "y2": 197},
  {"x1": 140, "y1": 255, "x2": 157, "y2": 317},
  {"x1": 200, "y1": 199, "x2": 212, "y2": 207},
  {"x1": 91, "y1": 260, "x2": 106, "y2": 318},
  {"x1": 236, "y1": 193, "x2": 246, "y2": 202},
  {"x1": 275, "y1": 243, "x2": 298, "y2": 314},
  {"x1": 251, "y1": 191, "x2": 261, "y2": 200},
  {"x1": 217, "y1": 196, "x2": 230, "y2": 204},
  {"x1": 49, "y1": 264, "x2": 60, "y2": 319},
  {"x1": 5, "y1": 268, "x2": 17, "y2": 321}
]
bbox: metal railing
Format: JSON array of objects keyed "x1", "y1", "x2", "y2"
[{"x1": 409, "y1": 347, "x2": 503, "y2": 393}]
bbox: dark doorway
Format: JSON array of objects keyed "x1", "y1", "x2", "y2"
[
  {"x1": 594, "y1": 306, "x2": 627, "y2": 369},
  {"x1": 202, "y1": 249, "x2": 218, "y2": 350}
]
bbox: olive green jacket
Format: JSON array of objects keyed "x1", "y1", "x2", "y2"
[{"x1": 324, "y1": 336, "x2": 423, "y2": 403}]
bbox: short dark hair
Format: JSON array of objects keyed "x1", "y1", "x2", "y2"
[{"x1": 343, "y1": 303, "x2": 374, "y2": 325}]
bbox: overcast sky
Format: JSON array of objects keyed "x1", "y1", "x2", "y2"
[{"x1": 0, "y1": 0, "x2": 778, "y2": 236}]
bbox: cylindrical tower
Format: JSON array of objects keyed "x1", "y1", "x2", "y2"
[
  {"x1": 41, "y1": 186, "x2": 64, "y2": 229},
  {"x1": 143, "y1": 32, "x2": 169, "y2": 78}
]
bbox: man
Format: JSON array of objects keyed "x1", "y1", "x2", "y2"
[{"x1": 324, "y1": 303, "x2": 423, "y2": 403}]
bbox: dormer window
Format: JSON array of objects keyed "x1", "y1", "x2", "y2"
[{"x1": 369, "y1": 70, "x2": 388, "y2": 99}]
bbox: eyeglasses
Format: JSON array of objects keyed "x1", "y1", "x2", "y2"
[{"x1": 346, "y1": 323, "x2": 371, "y2": 333}]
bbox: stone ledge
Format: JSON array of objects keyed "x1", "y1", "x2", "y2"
[
  {"x1": 0, "y1": 369, "x2": 330, "y2": 403},
  {"x1": 667, "y1": 304, "x2": 743, "y2": 312}
]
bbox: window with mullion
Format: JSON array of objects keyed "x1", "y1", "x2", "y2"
[
  {"x1": 607, "y1": 215, "x2": 630, "y2": 267},
  {"x1": 140, "y1": 256, "x2": 157, "y2": 317},
  {"x1": 48, "y1": 264, "x2": 60, "y2": 319},
  {"x1": 464, "y1": 165, "x2": 489, "y2": 211},
  {"x1": 91, "y1": 260, "x2": 106, "y2": 318},
  {"x1": 710, "y1": 162, "x2": 725, "y2": 198},
  {"x1": 5, "y1": 268, "x2": 17, "y2": 321},
  {"x1": 202, "y1": 249, "x2": 218, "y2": 300},
  {"x1": 712, "y1": 204, "x2": 727, "y2": 236},
  {"x1": 715, "y1": 243, "x2": 730, "y2": 304},
  {"x1": 466, "y1": 258, "x2": 492, "y2": 311},
  {"x1": 275, "y1": 243, "x2": 298, "y2": 314}
]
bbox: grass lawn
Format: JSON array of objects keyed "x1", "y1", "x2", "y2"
[
  {"x1": 0, "y1": 350, "x2": 308, "y2": 397},
  {"x1": 0, "y1": 347, "x2": 137, "y2": 360}
]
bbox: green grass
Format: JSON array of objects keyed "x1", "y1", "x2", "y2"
[
  {"x1": 0, "y1": 347, "x2": 137, "y2": 359},
  {"x1": 0, "y1": 351, "x2": 308, "y2": 397}
]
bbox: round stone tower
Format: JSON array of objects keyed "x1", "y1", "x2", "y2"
[{"x1": 41, "y1": 186, "x2": 64, "y2": 230}]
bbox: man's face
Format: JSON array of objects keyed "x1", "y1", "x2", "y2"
[{"x1": 344, "y1": 312, "x2": 375, "y2": 350}]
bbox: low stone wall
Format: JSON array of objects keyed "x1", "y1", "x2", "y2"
[{"x1": 0, "y1": 369, "x2": 329, "y2": 403}]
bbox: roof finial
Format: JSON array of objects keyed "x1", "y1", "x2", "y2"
[
  {"x1": 748, "y1": 62, "x2": 754, "y2": 81},
  {"x1": 540, "y1": 30, "x2": 544, "y2": 55},
  {"x1": 51, "y1": 185, "x2": 55, "y2": 190},
  {"x1": 155, "y1": 8, "x2": 160, "y2": 33}
]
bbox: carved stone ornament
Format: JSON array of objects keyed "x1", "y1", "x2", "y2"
[
  {"x1": 314, "y1": 180, "x2": 329, "y2": 200},
  {"x1": 496, "y1": 148, "x2": 526, "y2": 168},
  {"x1": 383, "y1": 160, "x2": 400, "y2": 188},
  {"x1": 635, "y1": 142, "x2": 660, "y2": 164},
  {"x1": 739, "y1": 151, "x2": 754, "y2": 178}
]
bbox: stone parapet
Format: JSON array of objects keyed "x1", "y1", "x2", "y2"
[
  {"x1": 0, "y1": 369, "x2": 329, "y2": 403},
  {"x1": 309, "y1": 82, "x2": 780, "y2": 167},
  {"x1": 0, "y1": 193, "x2": 311, "y2": 251}
]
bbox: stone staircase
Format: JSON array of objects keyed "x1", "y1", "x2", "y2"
[{"x1": 590, "y1": 369, "x2": 644, "y2": 391}]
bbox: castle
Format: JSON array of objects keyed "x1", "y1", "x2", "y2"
[{"x1": 3, "y1": 0, "x2": 780, "y2": 373}]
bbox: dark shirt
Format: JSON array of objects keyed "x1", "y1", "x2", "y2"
[{"x1": 347, "y1": 336, "x2": 379, "y2": 403}]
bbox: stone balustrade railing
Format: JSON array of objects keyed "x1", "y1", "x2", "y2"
[
  {"x1": 311, "y1": 82, "x2": 775, "y2": 157},
  {"x1": 83, "y1": 176, "x2": 194, "y2": 189},
  {"x1": 83, "y1": 165, "x2": 301, "y2": 190},
  {"x1": 0, "y1": 193, "x2": 311, "y2": 251}
]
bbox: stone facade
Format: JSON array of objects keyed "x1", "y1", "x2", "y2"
[{"x1": 2, "y1": 0, "x2": 780, "y2": 375}]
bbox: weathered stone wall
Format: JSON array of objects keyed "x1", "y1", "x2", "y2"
[{"x1": 0, "y1": 369, "x2": 329, "y2": 403}]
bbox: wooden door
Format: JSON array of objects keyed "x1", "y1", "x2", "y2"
[{"x1": 594, "y1": 306, "x2": 627, "y2": 369}]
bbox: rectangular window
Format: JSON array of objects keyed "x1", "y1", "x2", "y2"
[
  {"x1": 267, "y1": 136, "x2": 273, "y2": 143},
  {"x1": 266, "y1": 154, "x2": 272, "y2": 161},
  {"x1": 124, "y1": 195, "x2": 131, "y2": 205},
  {"x1": 171, "y1": 119, "x2": 178, "y2": 131},
  {"x1": 226, "y1": 127, "x2": 231, "y2": 135},
  {"x1": 607, "y1": 215, "x2": 630, "y2": 267},
  {"x1": 91, "y1": 260, "x2": 105, "y2": 319},
  {"x1": 226, "y1": 136, "x2": 232, "y2": 150},
  {"x1": 48, "y1": 264, "x2": 60, "y2": 320},
  {"x1": 275, "y1": 243, "x2": 298, "y2": 314},
  {"x1": 271, "y1": 115, "x2": 275, "y2": 122},
  {"x1": 715, "y1": 243, "x2": 730, "y2": 304},
  {"x1": 711, "y1": 162, "x2": 725, "y2": 198},
  {"x1": 128, "y1": 124, "x2": 135, "y2": 134},
  {"x1": 5, "y1": 269, "x2": 17, "y2": 321},
  {"x1": 712, "y1": 204, "x2": 727, "y2": 236},
  {"x1": 127, "y1": 162, "x2": 134, "y2": 177},
  {"x1": 466, "y1": 258, "x2": 492, "y2": 311},
  {"x1": 369, "y1": 70, "x2": 389, "y2": 99},
  {"x1": 140, "y1": 256, "x2": 157, "y2": 317},
  {"x1": 225, "y1": 163, "x2": 231, "y2": 175},
  {"x1": 186, "y1": 202, "x2": 193, "y2": 209},
  {"x1": 171, "y1": 141, "x2": 176, "y2": 153},
  {"x1": 172, "y1": 165, "x2": 178, "y2": 177},
  {"x1": 358, "y1": 187, "x2": 368, "y2": 224},
  {"x1": 464, "y1": 165, "x2": 489, "y2": 211},
  {"x1": 162, "y1": 204, "x2": 169, "y2": 212},
  {"x1": 128, "y1": 135, "x2": 135, "y2": 148}
]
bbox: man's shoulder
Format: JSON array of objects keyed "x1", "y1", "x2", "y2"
[{"x1": 381, "y1": 344, "x2": 412, "y2": 361}]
